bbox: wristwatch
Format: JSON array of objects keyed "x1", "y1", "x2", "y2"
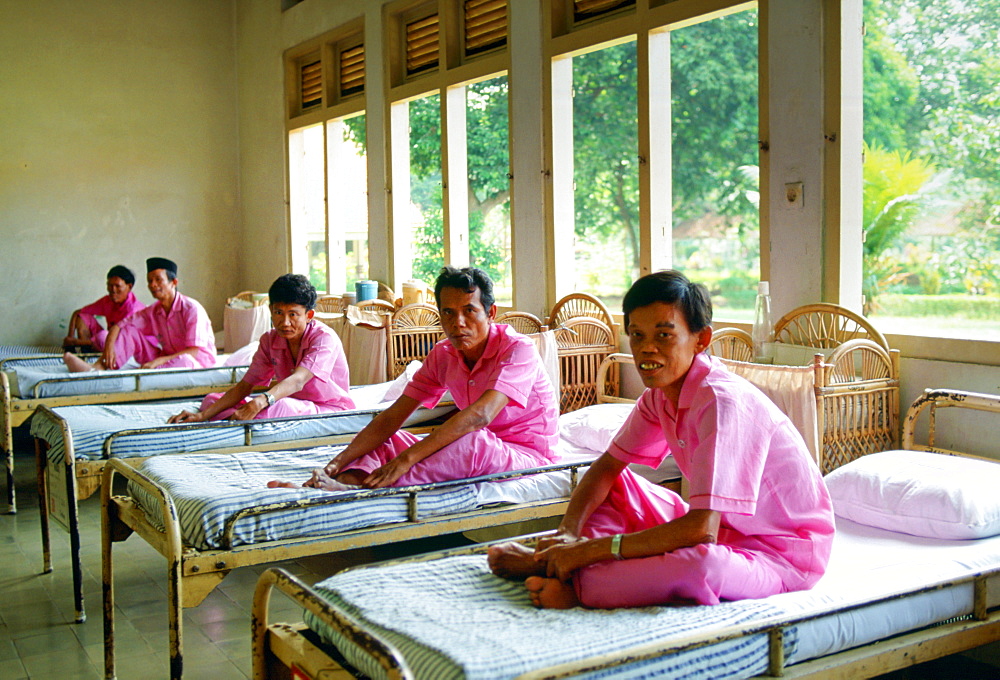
[
  {"x1": 610, "y1": 533, "x2": 625, "y2": 560},
  {"x1": 263, "y1": 392, "x2": 276, "y2": 407}
]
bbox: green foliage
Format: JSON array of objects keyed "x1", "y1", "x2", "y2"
[
  {"x1": 862, "y1": 141, "x2": 935, "y2": 311},
  {"x1": 873, "y1": 293, "x2": 1000, "y2": 321}
]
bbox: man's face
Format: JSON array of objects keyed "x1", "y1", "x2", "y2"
[
  {"x1": 106, "y1": 276, "x2": 132, "y2": 305},
  {"x1": 438, "y1": 286, "x2": 496, "y2": 360},
  {"x1": 270, "y1": 302, "x2": 314, "y2": 342},
  {"x1": 147, "y1": 269, "x2": 177, "y2": 302},
  {"x1": 627, "y1": 301, "x2": 711, "y2": 402}
]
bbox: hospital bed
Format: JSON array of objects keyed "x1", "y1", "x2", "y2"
[
  {"x1": 252, "y1": 387, "x2": 1000, "y2": 680},
  {"x1": 30, "y1": 370, "x2": 454, "y2": 623},
  {"x1": 1, "y1": 352, "x2": 249, "y2": 514}
]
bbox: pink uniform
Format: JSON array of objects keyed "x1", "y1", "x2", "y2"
[
  {"x1": 111, "y1": 293, "x2": 217, "y2": 369},
  {"x1": 200, "y1": 320, "x2": 355, "y2": 419},
  {"x1": 78, "y1": 292, "x2": 144, "y2": 350},
  {"x1": 573, "y1": 352, "x2": 835, "y2": 608},
  {"x1": 344, "y1": 323, "x2": 559, "y2": 486}
]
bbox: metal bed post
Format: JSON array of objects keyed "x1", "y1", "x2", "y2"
[{"x1": 2, "y1": 370, "x2": 15, "y2": 513}]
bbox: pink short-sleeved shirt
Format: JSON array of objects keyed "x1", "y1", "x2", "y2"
[
  {"x1": 118, "y1": 293, "x2": 217, "y2": 368},
  {"x1": 403, "y1": 323, "x2": 559, "y2": 460},
  {"x1": 242, "y1": 320, "x2": 354, "y2": 410},
  {"x1": 608, "y1": 352, "x2": 835, "y2": 581},
  {"x1": 79, "y1": 292, "x2": 144, "y2": 328}
]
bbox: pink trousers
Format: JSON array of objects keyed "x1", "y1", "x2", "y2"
[
  {"x1": 81, "y1": 316, "x2": 108, "y2": 350},
  {"x1": 199, "y1": 392, "x2": 337, "y2": 420},
  {"x1": 573, "y1": 469, "x2": 789, "y2": 608},
  {"x1": 112, "y1": 326, "x2": 201, "y2": 369},
  {"x1": 343, "y1": 429, "x2": 547, "y2": 487}
]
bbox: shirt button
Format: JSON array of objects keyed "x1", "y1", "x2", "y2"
[
  {"x1": 468, "y1": 379, "x2": 475, "y2": 385},
  {"x1": 677, "y1": 439, "x2": 686, "y2": 448}
]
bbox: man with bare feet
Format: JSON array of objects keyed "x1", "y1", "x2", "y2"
[
  {"x1": 62, "y1": 257, "x2": 215, "y2": 372},
  {"x1": 489, "y1": 271, "x2": 835, "y2": 610},
  {"x1": 268, "y1": 266, "x2": 558, "y2": 492},
  {"x1": 63, "y1": 265, "x2": 144, "y2": 352}
]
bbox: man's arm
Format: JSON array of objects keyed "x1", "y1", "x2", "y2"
[
  {"x1": 168, "y1": 379, "x2": 255, "y2": 423},
  {"x1": 317, "y1": 394, "x2": 424, "y2": 478},
  {"x1": 360, "y1": 388, "x2": 510, "y2": 488},
  {"x1": 141, "y1": 346, "x2": 200, "y2": 369}
]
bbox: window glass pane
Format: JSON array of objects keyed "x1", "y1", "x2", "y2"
[
  {"x1": 409, "y1": 93, "x2": 445, "y2": 286},
  {"x1": 864, "y1": 0, "x2": 1000, "y2": 340},
  {"x1": 288, "y1": 123, "x2": 328, "y2": 291},
  {"x1": 572, "y1": 40, "x2": 639, "y2": 312},
  {"x1": 670, "y1": 9, "x2": 759, "y2": 322},
  {"x1": 467, "y1": 75, "x2": 512, "y2": 305},
  {"x1": 327, "y1": 114, "x2": 369, "y2": 296}
]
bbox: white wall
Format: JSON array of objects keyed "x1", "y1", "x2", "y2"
[{"x1": 0, "y1": 0, "x2": 240, "y2": 345}]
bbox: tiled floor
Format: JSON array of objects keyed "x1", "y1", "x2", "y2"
[{"x1": 2, "y1": 431, "x2": 998, "y2": 679}]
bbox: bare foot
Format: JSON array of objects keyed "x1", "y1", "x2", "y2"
[
  {"x1": 526, "y1": 576, "x2": 580, "y2": 609},
  {"x1": 266, "y1": 471, "x2": 359, "y2": 492},
  {"x1": 488, "y1": 542, "x2": 546, "y2": 580},
  {"x1": 63, "y1": 351, "x2": 96, "y2": 372}
]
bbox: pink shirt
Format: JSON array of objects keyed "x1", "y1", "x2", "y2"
[
  {"x1": 79, "y1": 292, "x2": 144, "y2": 327},
  {"x1": 242, "y1": 320, "x2": 354, "y2": 410},
  {"x1": 118, "y1": 292, "x2": 217, "y2": 368},
  {"x1": 403, "y1": 323, "x2": 559, "y2": 460},
  {"x1": 609, "y1": 352, "x2": 834, "y2": 582}
]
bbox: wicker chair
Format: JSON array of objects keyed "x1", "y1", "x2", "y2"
[
  {"x1": 315, "y1": 295, "x2": 345, "y2": 314},
  {"x1": 773, "y1": 303, "x2": 889, "y2": 352},
  {"x1": 554, "y1": 316, "x2": 618, "y2": 414},
  {"x1": 356, "y1": 299, "x2": 397, "y2": 314},
  {"x1": 229, "y1": 290, "x2": 257, "y2": 304},
  {"x1": 387, "y1": 303, "x2": 444, "y2": 379},
  {"x1": 546, "y1": 293, "x2": 616, "y2": 333},
  {"x1": 496, "y1": 311, "x2": 546, "y2": 335},
  {"x1": 707, "y1": 327, "x2": 754, "y2": 362}
]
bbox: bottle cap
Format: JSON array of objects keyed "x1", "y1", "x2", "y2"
[{"x1": 758, "y1": 281, "x2": 769, "y2": 295}]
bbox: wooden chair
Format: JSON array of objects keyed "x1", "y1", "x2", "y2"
[
  {"x1": 229, "y1": 290, "x2": 257, "y2": 304},
  {"x1": 387, "y1": 304, "x2": 444, "y2": 379},
  {"x1": 496, "y1": 311, "x2": 546, "y2": 335},
  {"x1": 773, "y1": 303, "x2": 890, "y2": 351},
  {"x1": 546, "y1": 293, "x2": 616, "y2": 333},
  {"x1": 707, "y1": 327, "x2": 754, "y2": 362},
  {"x1": 554, "y1": 317, "x2": 618, "y2": 414}
]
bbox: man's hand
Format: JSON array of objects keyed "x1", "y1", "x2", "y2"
[
  {"x1": 229, "y1": 395, "x2": 266, "y2": 421},
  {"x1": 362, "y1": 455, "x2": 414, "y2": 488},
  {"x1": 534, "y1": 537, "x2": 603, "y2": 582},
  {"x1": 141, "y1": 356, "x2": 169, "y2": 369},
  {"x1": 167, "y1": 410, "x2": 205, "y2": 424}
]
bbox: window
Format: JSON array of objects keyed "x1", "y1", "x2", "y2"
[
  {"x1": 863, "y1": 0, "x2": 1000, "y2": 341},
  {"x1": 550, "y1": 4, "x2": 759, "y2": 318}
]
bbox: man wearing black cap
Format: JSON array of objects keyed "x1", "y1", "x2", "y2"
[{"x1": 63, "y1": 257, "x2": 216, "y2": 371}]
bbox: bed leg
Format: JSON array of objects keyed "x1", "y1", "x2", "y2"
[
  {"x1": 68, "y1": 470, "x2": 86, "y2": 623},
  {"x1": 102, "y1": 482, "x2": 117, "y2": 679},
  {"x1": 35, "y1": 439, "x2": 52, "y2": 573},
  {"x1": 168, "y1": 556, "x2": 184, "y2": 680},
  {"x1": 3, "y1": 442, "x2": 14, "y2": 514}
]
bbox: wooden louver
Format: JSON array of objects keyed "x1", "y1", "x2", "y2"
[
  {"x1": 573, "y1": 0, "x2": 635, "y2": 21},
  {"x1": 405, "y1": 13, "x2": 439, "y2": 75},
  {"x1": 339, "y1": 44, "x2": 365, "y2": 97},
  {"x1": 300, "y1": 58, "x2": 322, "y2": 109},
  {"x1": 465, "y1": 0, "x2": 507, "y2": 56}
]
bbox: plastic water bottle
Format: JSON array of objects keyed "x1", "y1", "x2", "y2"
[{"x1": 752, "y1": 281, "x2": 773, "y2": 363}]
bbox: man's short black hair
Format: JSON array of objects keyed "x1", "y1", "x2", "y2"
[
  {"x1": 106, "y1": 265, "x2": 135, "y2": 287},
  {"x1": 268, "y1": 274, "x2": 317, "y2": 310},
  {"x1": 622, "y1": 270, "x2": 713, "y2": 332},
  {"x1": 434, "y1": 266, "x2": 495, "y2": 310}
]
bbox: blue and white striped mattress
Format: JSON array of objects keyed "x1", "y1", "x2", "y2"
[
  {"x1": 128, "y1": 446, "x2": 501, "y2": 550},
  {"x1": 302, "y1": 518, "x2": 1000, "y2": 680},
  {"x1": 5, "y1": 361, "x2": 248, "y2": 398},
  {"x1": 0, "y1": 345, "x2": 64, "y2": 367},
  {"x1": 306, "y1": 555, "x2": 794, "y2": 680},
  {"x1": 31, "y1": 382, "x2": 448, "y2": 463}
]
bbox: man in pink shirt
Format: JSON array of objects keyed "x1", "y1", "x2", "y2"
[
  {"x1": 490, "y1": 270, "x2": 835, "y2": 610},
  {"x1": 62, "y1": 265, "x2": 144, "y2": 352},
  {"x1": 63, "y1": 257, "x2": 216, "y2": 372},
  {"x1": 269, "y1": 266, "x2": 559, "y2": 491},
  {"x1": 168, "y1": 274, "x2": 354, "y2": 422}
]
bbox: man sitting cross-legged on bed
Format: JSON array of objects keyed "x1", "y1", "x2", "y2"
[
  {"x1": 62, "y1": 264, "x2": 144, "y2": 352},
  {"x1": 269, "y1": 266, "x2": 559, "y2": 491},
  {"x1": 168, "y1": 273, "x2": 354, "y2": 422},
  {"x1": 489, "y1": 270, "x2": 835, "y2": 609},
  {"x1": 63, "y1": 257, "x2": 216, "y2": 372}
]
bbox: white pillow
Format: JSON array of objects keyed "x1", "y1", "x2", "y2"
[
  {"x1": 223, "y1": 341, "x2": 259, "y2": 367},
  {"x1": 558, "y1": 403, "x2": 635, "y2": 453},
  {"x1": 825, "y1": 449, "x2": 1000, "y2": 540},
  {"x1": 384, "y1": 360, "x2": 422, "y2": 402}
]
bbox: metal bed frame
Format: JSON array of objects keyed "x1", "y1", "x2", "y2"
[
  {"x1": 251, "y1": 388, "x2": 1000, "y2": 680},
  {"x1": 1, "y1": 355, "x2": 246, "y2": 514}
]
